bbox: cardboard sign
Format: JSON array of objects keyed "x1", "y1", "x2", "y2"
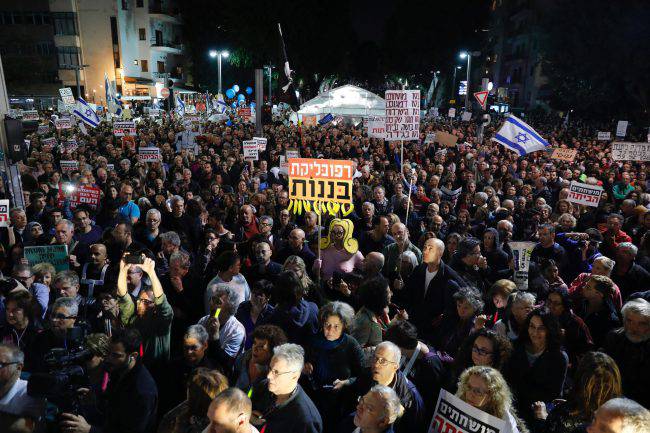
[
  {"x1": 367, "y1": 116, "x2": 387, "y2": 139},
  {"x1": 435, "y1": 131, "x2": 459, "y2": 148},
  {"x1": 384, "y1": 90, "x2": 420, "y2": 141},
  {"x1": 511, "y1": 241, "x2": 535, "y2": 290},
  {"x1": 597, "y1": 131, "x2": 611, "y2": 141},
  {"x1": 60, "y1": 160, "x2": 79, "y2": 173},
  {"x1": 138, "y1": 147, "x2": 162, "y2": 162},
  {"x1": 254, "y1": 137, "x2": 267, "y2": 151},
  {"x1": 448, "y1": 108, "x2": 456, "y2": 118},
  {"x1": 567, "y1": 181, "x2": 603, "y2": 207},
  {"x1": 288, "y1": 158, "x2": 354, "y2": 215},
  {"x1": 113, "y1": 121, "x2": 136, "y2": 136},
  {"x1": 0, "y1": 199, "x2": 9, "y2": 227},
  {"x1": 611, "y1": 142, "x2": 650, "y2": 161},
  {"x1": 302, "y1": 115, "x2": 317, "y2": 127},
  {"x1": 243, "y1": 140, "x2": 259, "y2": 161},
  {"x1": 59, "y1": 87, "x2": 75, "y2": 106},
  {"x1": 428, "y1": 389, "x2": 507, "y2": 433},
  {"x1": 24, "y1": 245, "x2": 69, "y2": 272},
  {"x1": 424, "y1": 133, "x2": 436, "y2": 144},
  {"x1": 550, "y1": 148, "x2": 577, "y2": 162},
  {"x1": 22, "y1": 110, "x2": 39, "y2": 121},
  {"x1": 616, "y1": 121, "x2": 628, "y2": 137},
  {"x1": 55, "y1": 118, "x2": 72, "y2": 130}
]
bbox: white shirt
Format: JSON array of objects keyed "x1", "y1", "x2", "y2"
[
  {"x1": 0, "y1": 378, "x2": 44, "y2": 418},
  {"x1": 198, "y1": 315, "x2": 246, "y2": 358},
  {"x1": 423, "y1": 267, "x2": 438, "y2": 298}
]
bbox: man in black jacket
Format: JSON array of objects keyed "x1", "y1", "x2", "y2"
[{"x1": 60, "y1": 328, "x2": 158, "y2": 433}]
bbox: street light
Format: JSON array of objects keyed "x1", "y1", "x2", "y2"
[
  {"x1": 451, "y1": 65, "x2": 462, "y2": 100},
  {"x1": 459, "y1": 51, "x2": 479, "y2": 109},
  {"x1": 208, "y1": 50, "x2": 230, "y2": 94}
]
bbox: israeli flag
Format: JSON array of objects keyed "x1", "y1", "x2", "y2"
[
  {"x1": 104, "y1": 73, "x2": 122, "y2": 116},
  {"x1": 73, "y1": 97, "x2": 100, "y2": 128},
  {"x1": 214, "y1": 94, "x2": 228, "y2": 114},
  {"x1": 176, "y1": 95, "x2": 186, "y2": 115},
  {"x1": 492, "y1": 114, "x2": 549, "y2": 156},
  {"x1": 318, "y1": 113, "x2": 334, "y2": 125}
]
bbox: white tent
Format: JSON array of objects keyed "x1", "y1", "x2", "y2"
[{"x1": 297, "y1": 84, "x2": 385, "y2": 118}]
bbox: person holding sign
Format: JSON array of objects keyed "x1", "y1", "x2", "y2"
[{"x1": 456, "y1": 366, "x2": 528, "y2": 433}]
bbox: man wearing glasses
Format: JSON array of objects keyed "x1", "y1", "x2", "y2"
[
  {"x1": 250, "y1": 343, "x2": 322, "y2": 433},
  {"x1": 30, "y1": 297, "x2": 79, "y2": 373}
]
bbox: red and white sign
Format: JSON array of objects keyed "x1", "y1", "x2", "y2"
[
  {"x1": 55, "y1": 118, "x2": 72, "y2": 130},
  {"x1": 161, "y1": 87, "x2": 170, "y2": 98},
  {"x1": 238, "y1": 108, "x2": 252, "y2": 122},
  {"x1": 243, "y1": 140, "x2": 259, "y2": 161},
  {"x1": 113, "y1": 121, "x2": 136, "y2": 137},
  {"x1": 473, "y1": 91, "x2": 489, "y2": 110},
  {"x1": 60, "y1": 160, "x2": 79, "y2": 172},
  {"x1": 138, "y1": 147, "x2": 162, "y2": 162},
  {"x1": 254, "y1": 137, "x2": 267, "y2": 151},
  {"x1": 58, "y1": 185, "x2": 101, "y2": 209},
  {"x1": 0, "y1": 199, "x2": 9, "y2": 227}
]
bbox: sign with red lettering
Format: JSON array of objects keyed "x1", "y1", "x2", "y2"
[
  {"x1": 57, "y1": 185, "x2": 101, "y2": 209},
  {"x1": 428, "y1": 389, "x2": 507, "y2": 433},
  {"x1": 237, "y1": 108, "x2": 252, "y2": 122},
  {"x1": 0, "y1": 199, "x2": 9, "y2": 227}
]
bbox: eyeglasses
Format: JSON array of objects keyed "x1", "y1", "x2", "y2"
[
  {"x1": 52, "y1": 313, "x2": 76, "y2": 321},
  {"x1": 372, "y1": 356, "x2": 396, "y2": 367},
  {"x1": 0, "y1": 361, "x2": 20, "y2": 369},
  {"x1": 137, "y1": 299, "x2": 154, "y2": 306},
  {"x1": 467, "y1": 384, "x2": 488, "y2": 398},
  {"x1": 268, "y1": 369, "x2": 297, "y2": 378},
  {"x1": 472, "y1": 346, "x2": 494, "y2": 357}
]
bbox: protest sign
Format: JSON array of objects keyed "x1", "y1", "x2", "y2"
[
  {"x1": 243, "y1": 140, "x2": 259, "y2": 161},
  {"x1": 63, "y1": 185, "x2": 101, "y2": 209},
  {"x1": 448, "y1": 108, "x2": 456, "y2": 118},
  {"x1": 511, "y1": 241, "x2": 535, "y2": 290},
  {"x1": 113, "y1": 121, "x2": 136, "y2": 136},
  {"x1": 567, "y1": 181, "x2": 603, "y2": 207},
  {"x1": 428, "y1": 389, "x2": 507, "y2": 433},
  {"x1": 461, "y1": 111, "x2": 472, "y2": 122},
  {"x1": 55, "y1": 118, "x2": 72, "y2": 130},
  {"x1": 0, "y1": 199, "x2": 9, "y2": 227},
  {"x1": 384, "y1": 90, "x2": 420, "y2": 141},
  {"x1": 60, "y1": 160, "x2": 79, "y2": 172},
  {"x1": 254, "y1": 137, "x2": 267, "y2": 151},
  {"x1": 138, "y1": 147, "x2": 161, "y2": 162},
  {"x1": 367, "y1": 116, "x2": 387, "y2": 139},
  {"x1": 59, "y1": 87, "x2": 75, "y2": 106},
  {"x1": 41, "y1": 137, "x2": 57, "y2": 151},
  {"x1": 62, "y1": 139, "x2": 78, "y2": 153},
  {"x1": 37, "y1": 125, "x2": 50, "y2": 135},
  {"x1": 424, "y1": 133, "x2": 436, "y2": 144},
  {"x1": 286, "y1": 148, "x2": 300, "y2": 160},
  {"x1": 435, "y1": 131, "x2": 459, "y2": 148},
  {"x1": 611, "y1": 142, "x2": 650, "y2": 161},
  {"x1": 550, "y1": 148, "x2": 577, "y2": 162},
  {"x1": 237, "y1": 108, "x2": 252, "y2": 122},
  {"x1": 616, "y1": 121, "x2": 628, "y2": 137},
  {"x1": 440, "y1": 186, "x2": 462, "y2": 205},
  {"x1": 288, "y1": 158, "x2": 354, "y2": 216},
  {"x1": 302, "y1": 115, "x2": 317, "y2": 127},
  {"x1": 24, "y1": 245, "x2": 69, "y2": 272},
  {"x1": 22, "y1": 110, "x2": 39, "y2": 122},
  {"x1": 597, "y1": 131, "x2": 611, "y2": 141}
]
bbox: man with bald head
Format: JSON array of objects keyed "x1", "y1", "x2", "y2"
[
  {"x1": 274, "y1": 228, "x2": 316, "y2": 270},
  {"x1": 403, "y1": 237, "x2": 464, "y2": 340}
]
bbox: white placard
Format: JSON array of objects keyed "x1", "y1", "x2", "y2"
[
  {"x1": 597, "y1": 131, "x2": 611, "y2": 141},
  {"x1": 461, "y1": 111, "x2": 472, "y2": 122},
  {"x1": 22, "y1": 110, "x2": 39, "y2": 121},
  {"x1": 286, "y1": 148, "x2": 300, "y2": 160},
  {"x1": 511, "y1": 241, "x2": 536, "y2": 290},
  {"x1": 41, "y1": 137, "x2": 57, "y2": 149},
  {"x1": 243, "y1": 140, "x2": 259, "y2": 161},
  {"x1": 367, "y1": 115, "x2": 387, "y2": 139},
  {"x1": 448, "y1": 108, "x2": 456, "y2": 118},
  {"x1": 254, "y1": 137, "x2": 267, "y2": 151},
  {"x1": 59, "y1": 87, "x2": 75, "y2": 106},
  {"x1": 113, "y1": 121, "x2": 136, "y2": 136},
  {"x1": 0, "y1": 199, "x2": 9, "y2": 227},
  {"x1": 62, "y1": 139, "x2": 78, "y2": 153},
  {"x1": 616, "y1": 120, "x2": 628, "y2": 137},
  {"x1": 567, "y1": 181, "x2": 603, "y2": 207},
  {"x1": 60, "y1": 160, "x2": 79, "y2": 173},
  {"x1": 37, "y1": 125, "x2": 49, "y2": 135},
  {"x1": 138, "y1": 147, "x2": 161, "y2": 162},
  {"x1": 384, "y1": 90, "x2": 420, "y2": 141},
  {"x1": 55, "y1": 118, "x2": 71, "y2": 130},
  {"x1": 428, "y1": 389, "x2": 507, "y2": 433},
  {"x1": 611, "y1": 142, "x2": 650, "y2": 161}
]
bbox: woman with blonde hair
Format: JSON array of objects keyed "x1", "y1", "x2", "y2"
[
  {"x1": 456, "y1": 366, "x2": 528, "y2": 433},
  {"x1": 313, "y1": 218, "x2": 364, "y2": 281},
  {"x1": 534, "y1": 351, "x2": 622, "y2": 433},
  {"x1": 283, "y1": 255, "x2": 325, "y2": 306}
]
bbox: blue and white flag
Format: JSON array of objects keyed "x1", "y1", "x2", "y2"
[
  {"x1": 318, "y1": 113, "x2": 334, "y2": 125},
  {"x1": 73, "y1": 97, "x2": 100, "y2": 128},
  {"x1": 492, "y1": 114, "x2": 549, "y2": 156},
  {"x1": 214, "y1": 94, "x2": 228, "y2": 114},
  {"x1": 104, "y1": 73, "x2": 122, "y2": 116},
  {"x1": 176, "y1": 95, "x2": 186, "y2": 116}
]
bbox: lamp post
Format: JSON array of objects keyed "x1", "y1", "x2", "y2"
[
  {"x1": 459, "y1": 51, "x2": 480, "y2": 110},
  {"x1": 450, "y1": 65, "x2": 461, "y2": 101},
  {"x1": 264, "y1": 64, "x2": 274, "y2": 104},
  {"x1": 209, "y1": 50, "x2": 229, "y2": 95}
]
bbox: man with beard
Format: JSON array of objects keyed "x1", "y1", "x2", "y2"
[{"x1": 59, "y1": 328, "x2": 158, "y2": 433}]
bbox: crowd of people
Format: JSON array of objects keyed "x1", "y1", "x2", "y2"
[{"x1": 0, "y1": 109, "x2": 648, "y2": 433}]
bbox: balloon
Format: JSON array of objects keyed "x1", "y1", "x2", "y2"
[
  {"x1": 226, "y1": 89, "x2": 235, "y2": 99},
  {"x1": 250, "y1": 102, "x2": 256, "y2": 108},
  {"x1": 246, "y1": 86, "x2": 253, "y2": 95},
  {"x1": 237, "y1": 94, "x2": 246, "y2": 101},
  {"x1": 233, "y1": 85, "x2": 240, "y2": 92},
  {"x1": 231, "y1": 102, "x2": 237, "y2": 108},
  {"x1": 226, "y1": 120, "x2": 233, "y2": 126}
]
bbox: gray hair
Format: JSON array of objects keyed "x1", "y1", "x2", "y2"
[
  {"x1": 399, "y1": 250, "x2": 418, "y2": 269},
  {"x1": 375, "y1": 341, "x2": 401, "y2": 364},
  {"x1": 621, "y1": 298, "x2": 650, "y2": 320},
  {"x1": 453, "y1": 286, "x2": 484, "y2": 312},
  {"x1": 160, "y1": 231, "x2": 181, "y2": 247},
  {"x1": 370, "y1": 384, "x2": 405, "y2": 425},
  {"x1": 362, "y1": 201, "x2": 375, "y2": 211},
  {"x1": 147, "y1": 208, "x2": 161, "y2": 219},
  {"x1": 53, "y1": 270, "x2": 79, "y2": 288},
  {"x1": 0, "y1": 343, "x2": 25, "y2": 364},
  {"x1": 170, "y1": 195, "x2": 184, "y2": 205},
  {"x1": 272, "y1": 343, "x2": 305, "y2": 372},
  {"x1": 185, "y1": 324, "x2": 209, "y2": 345},
  {"x1": 207, "y1": 283, "x2": 239, "y2": 310},
  {"x1": 319, "y1": 301, "x2": 355, "y2": 332},
  {"x1": 56, "y1": 219, "x2": 75, "y2": 231},
  {"x1": 594, "y1": 256, "x2": 616, "y2": 273},
  {"x1": 52, "y1": 296, "x2": 79, "y2": 317},
  {"x1": 598, "y1": 398, "x2": 650, "y2": 433},
  {"x1": 511, "y1": 291, "x2": 536, "y2": 308},
  {"x1": 618, "y1": 242, "x2": 638, "y2": 256},
  {"x1": 260, "y1": 215, "x2": 274, "y2": 227},
  {"x1": 475, "y1": 192, "x2": 488, "y2": 203},
  {"x1": 170, "y1": 250, "x2": 191, "y2": 269}
]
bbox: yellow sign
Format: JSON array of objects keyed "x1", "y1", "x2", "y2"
[{"x1": 288, "y1": 158, "x2": 354, "y2": 216}]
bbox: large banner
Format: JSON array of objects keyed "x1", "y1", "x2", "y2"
[
  {"x1": 567, "y1": 181, "x2": 603, "y2": 207},
  {"x1": 385, "y1": 90, "x2": 420, "y2": 141},
  {"x1": 24, "y1": 245, "x2": 69, "y2": 272},
  {"x1": 367, "y1": 116, "x2": 387, "y2": 139},
  {"x1": 428, "y1": 389, "x2": 507, "y2": 433},
  {"x1": 113, "y1": 121, "x2": 136, "y2": 136},
  {"x1": 510, "y1": 241, "x2": 535, "y2": 290},
  {"x1": 288, "y1": 158, "x2": 354, "y2": 216},
  {"x1": 611, "y1": 142, "x2": 650, "y2": 161}
]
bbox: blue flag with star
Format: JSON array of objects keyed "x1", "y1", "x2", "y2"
[
  {"x1": 492, "y1": 114, "x2": 549, "y2": 156},
  {"x1": 73, "y1": 97, "x2": 100, "y2": 128}
]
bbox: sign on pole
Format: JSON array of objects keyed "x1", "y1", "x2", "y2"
[
  {"x1": 550, "y1": 148, "x2": 577, "y2": 162},
  {"x1": 160, "y1": 87, "x2": 170, "y2": 98},
  {"x1": 59, "y1": 87, "x2": 75, "y2": 106},
  {"x1": 367, "y1": 116, "x2": 387, "y2": 139},
  {"x1": 616, "y1": 120, "x2": 628, "y2": 137},
  {"x1": 597, "y1": 131, "x2": 611, "y2": 141},
  {"x1": 611, "y1": 142, "x2": 650, "y2": 161},
  {"x1": 567, "y1": 181, "x2": 603, "y2": 207},
  {"x1": 511, "y1": 241, "x2": 535, "y2": 290},
  {"x1": 253, "y1": 137, "x2": 267, "y2": 151},
  {"x1": 138, "y1": 147, "x2": 162, "y2": 162},
  {"x1": 0, "y1": 199, "x2": 9, "y2": 227},
  {"x1": 55, "y1": 118, "x2": 72, "y2": 130},
  {"x1": 473, "y1": 90, "x2": 489, "y2": 110},
  {"x1": 24, "y1": 245, "x2": 69, "y2": 272},
  {"x1": 243, "y1": 140, "x2": 259, "y2": 161},
  {"x1": 288, "y1": 158, "x2": 354, "y2": 216},
  {"x1": 113, "y1": 121, "x2": 136, "y2": 136},
  {"x1": 428, "y1": 389, "x2": 507, "y2": 433},
  {"x1": 384, "y1": 90, "x2": 420, "y2": 141},
  {"x1": 448, "y1": 108, "x2": 456, "y2": 118}
]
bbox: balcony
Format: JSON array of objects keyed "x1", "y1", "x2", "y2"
[
  {"x1": 150, "y1": 38, "x2": 183, "y2": 54},
  {"x1": 149, "y1": 3, "x2": 181, "y2": 24}
]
